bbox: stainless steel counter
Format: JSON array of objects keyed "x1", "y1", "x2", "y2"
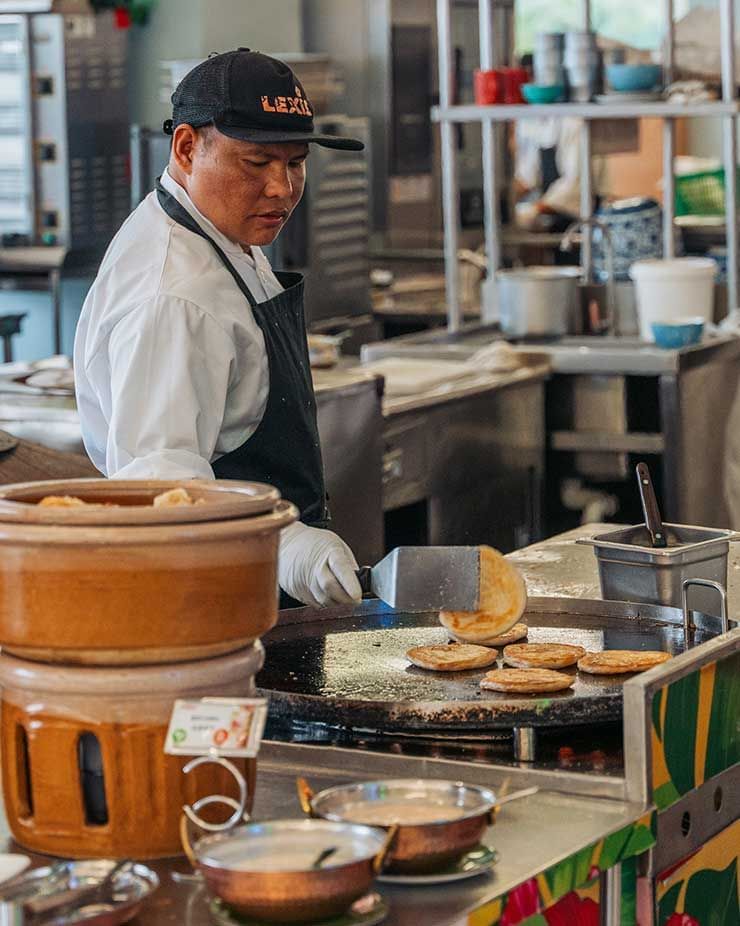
[
  {"x1": 0, "y1": 525, "x2": 733, "y2": 925},
  {"x1": 0, "y1": 741, "x2": 644, "y2": 926},
  {"x1": 379, "y1": 363, "x2": 549, "y2": 416},
  {"x1": 376, "y1": 361, "x2": 548, "y2": 551},
  {"x1": 362, "y1": 324, "x2": 740, "y2": 529},
  {"x1": 509, "y1": 521, "x2": 740, "y2": 608},
  {"x1": 361, "y1": 323, "x2": 740, "y2": 376}
]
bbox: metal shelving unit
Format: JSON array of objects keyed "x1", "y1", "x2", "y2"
[
  {"x1": 434, "y1": 101, "x2": 740, "y2": 121},
  {"x1": 434, "y1": 0, "x2": 740, "y2": 331}
]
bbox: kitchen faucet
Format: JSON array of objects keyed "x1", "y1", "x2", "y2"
[{"x1": 560, "y1": 218, "x2": 616, "y2": 336}]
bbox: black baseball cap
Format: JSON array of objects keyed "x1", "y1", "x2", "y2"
[{"x1": 164, "y1": 48, "x2": 364, "y2": 151}]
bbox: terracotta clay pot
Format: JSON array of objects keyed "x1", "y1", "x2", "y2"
[
  {"x1": 0, "y1": 479, "x2": 296, "y2": 665},
  {"x1": 0, "y1": 645, "x2": 263, "y2": 858}
]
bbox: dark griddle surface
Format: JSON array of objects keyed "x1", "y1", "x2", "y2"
[{"x1": 258, "y1": 600, "x2": 685, "y2": 731}]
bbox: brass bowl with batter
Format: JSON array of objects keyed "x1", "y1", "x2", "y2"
[
  {"x1": 194, "y1": 819, "x2": 392, "y2": 923},
  {"x1": 299, "y1": 778, "x2": 497, "y2": 874}
]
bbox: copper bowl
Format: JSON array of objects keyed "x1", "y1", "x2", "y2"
[
  {"x1": 0, "y1": 479, "x2": 296, "y2": 665},
  {"x1": 194, "y1": 820, "x2": 389, "y2": 923},
  {"x1": 302, "y1": 778, "x2": 496, "y2": 874}
]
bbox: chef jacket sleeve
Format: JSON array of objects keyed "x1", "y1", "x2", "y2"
[
  {"x1": 105, "y1": 295, "x2": 236, "y2": 480},
  {"x1": 514, "y1": 122, "x2": 541, "y2": 192}
]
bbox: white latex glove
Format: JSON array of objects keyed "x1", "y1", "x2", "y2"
[{"x1": 278, "y1": 521, "x2": 362, "y2": 608}]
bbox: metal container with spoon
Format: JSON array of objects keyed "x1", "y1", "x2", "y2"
[
  {"x1": 299, "y1": 778, "x2": 537, "y2": 874},
  {"x1": 193, "y1": 820, "x2": 393, "y2": 923},
  {"x1": 578, "y1": 462, "x2": 734, "y2": 615}
]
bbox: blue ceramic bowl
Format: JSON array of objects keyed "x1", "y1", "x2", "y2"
[
  {"x1": 522, "y1": 83, "x2": 565, "y2": 104},
  {"x1": 651, "y1": 319, "x2": 705, "y2": 349},
  {"x1": 606, "y1": 63, "x2": 663, "y2": 92}
]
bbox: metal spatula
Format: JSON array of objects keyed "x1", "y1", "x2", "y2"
[{"x1": 357, "y1": 546, "x2": 480, "y2": 611}]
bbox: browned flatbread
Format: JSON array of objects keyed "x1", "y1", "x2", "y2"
[
  {"x1": 406, "y1": 643, "x2": 498, "y2": 672},
  {"x1": 577, "y1": 650, "x2": 672, "y2": 675},
  {"x1": 439, "y1": 546, "x2": 527, "y2": 642},
  {"x1": 503, "y1": 642, "x2": 585, "y2": 669},
  {"x1": 38, "y1": 495, "x2": 89, "y2": 508},
  {"x1": 450, "y1": 622, "x2": 529, "y2": 647},
  {"x1": 480, "y1": 668, "x2": 574, "y2": 693},
  {"x1": 153, "y1": 487, "x2": 204, "y2": 508}
]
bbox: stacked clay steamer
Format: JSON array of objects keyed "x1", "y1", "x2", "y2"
[{"x1": 0, "y1": 478, "x2": 296, "y2": 858}]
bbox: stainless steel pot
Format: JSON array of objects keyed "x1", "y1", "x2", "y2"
[{"x1": 496, "y1": 266, "x2": 582, "y2": 337}]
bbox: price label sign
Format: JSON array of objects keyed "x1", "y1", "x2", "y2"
[{"x1": 164, "y1": 697, "x2": 267, "y2": 758}]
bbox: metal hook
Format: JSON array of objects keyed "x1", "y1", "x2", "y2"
[
  {"x1": 181, "y1": 754, "x2": 249, "y2": 833},
  {"x1": 682, "y1": 578, "x2": 729, "y2": 648}
]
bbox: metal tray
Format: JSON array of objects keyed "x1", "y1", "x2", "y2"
[
  {"x1": 0, "y1": 860, "x2": 159, "y2": 925},
  {"x1": 258, "y1": 598, "x2": 731, "y2": 732}
]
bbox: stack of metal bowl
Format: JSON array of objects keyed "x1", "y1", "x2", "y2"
[
  {"x1": 533, "y1": 32, "x2": 565, "y2": 88},
  {"x1": 564, "y1": 31, "x2": 602, "y2": 102}
]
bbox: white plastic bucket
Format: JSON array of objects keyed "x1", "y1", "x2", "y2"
[{"x1": 629, "y1": 258, "x2": 717, "y2": 342}]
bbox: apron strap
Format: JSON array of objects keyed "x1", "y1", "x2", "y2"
[{"x1": 156, "y1": 179, "x2": 260, "y2": 310}]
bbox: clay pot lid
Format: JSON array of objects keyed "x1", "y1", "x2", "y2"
[{"x1": 0, "y1": 478, "x2": 281, "y2": 526}]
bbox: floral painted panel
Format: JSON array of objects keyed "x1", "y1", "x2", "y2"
[
  {"x1": 468, "y1": 812, "x2": 654, "y2": 926},
  {"x1": 651, "y1": 651, "x2": 740, "y2": 811},
  {"x1": 655, "y1": 820, "x2": 739, "y2": 926}
]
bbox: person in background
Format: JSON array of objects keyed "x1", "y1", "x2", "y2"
[
  {"x1": 74, "y1": 49, "x2": 364, "y2": 609},
  {"x1": 513, "y1": 116, "x2": 609, "y2": 236}
]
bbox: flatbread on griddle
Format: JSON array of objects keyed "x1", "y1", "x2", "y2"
[
  {"x1": 503, "y1": 642, "x2": 585, "y2": 669},
  {"x1": 449, "y1": 622, "x2": 529, "y2": 647},
  {"x1": 439, "y1": 546, "x2": 527, "y2": 642},
  {"x1": 480, "y1": 668, "x2": 574, "y2": 693},
  {"x1": 406, "y1": 643, "x2": 498, "y2": 672},
  {"x1": 577, "y1": 650, "x2": 671, "y2": 675}
]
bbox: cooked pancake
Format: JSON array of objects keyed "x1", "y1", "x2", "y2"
[
  {"x1": 503, "y1": 642, "x2": 585, "y2": 669},
  {"x1": 480, "y1": 668, "x2": 574, "y2": 693},
  {"x1": 577, "y1": 650, "x2": 672, "y2": 675},
  {"x1": 439, "y1": 546, "x2": 527, "y2": 642},
  {"x1": 406, "y1": 643, "x2": 498, "y2": 672},
  {"x1": 450, "y1": 622, "x2": 529, "y2": 647},
  {"x1": 38, "y1": 495, "x2": 88, "y2": 508},
  {"x1": 153, "y1": 487, "x2": 201, "y2": 508},
  {"x1": 38, "y1": 488, "x2": 202, "y2": 509}
]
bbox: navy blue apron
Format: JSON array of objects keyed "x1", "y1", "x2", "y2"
[{"x1": 155, "y1": 180, "x2": 328, "y2": 529}]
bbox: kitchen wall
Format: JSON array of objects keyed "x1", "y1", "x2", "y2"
[
  {"x1": 128, "y1": 0, "x2": 303, "y2": 129},
  {"x1": 3, "y1": 0, "x2": 304, "y2": 362}
]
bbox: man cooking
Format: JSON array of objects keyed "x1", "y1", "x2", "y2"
[{"x1": 74, "y1": 49, "x2": 363, "y2": 609}]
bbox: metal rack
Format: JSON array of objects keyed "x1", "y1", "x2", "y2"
[{"x1": 434, "y1": 0, "x2": 740, "y2": 331}]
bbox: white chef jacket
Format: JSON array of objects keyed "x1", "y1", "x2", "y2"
[
  {"x1": 74, "y1": 168, "x2": 284, "y2": 480},
  {"x1": 515, "y1": 117, "x2": 608, "y2": 217}
]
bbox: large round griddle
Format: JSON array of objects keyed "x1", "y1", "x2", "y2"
[{"x1": 257, "y1": 597, "x2": 719, "y2": 732}]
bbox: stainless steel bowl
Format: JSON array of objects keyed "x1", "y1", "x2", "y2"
[
  {"x1": 305, "y1": 779, "x2": 497, "y2": 874},
  {"x1": 0, "y1": 860, "x2": 159, "y2": 926},
  {"x1": 195, "y1": 819, "x2": 389, "y2": 923}
]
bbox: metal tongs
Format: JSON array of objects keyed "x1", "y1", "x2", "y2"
[{"x1": 0, "y1": 859, "x2": 133, "y2": 924}]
